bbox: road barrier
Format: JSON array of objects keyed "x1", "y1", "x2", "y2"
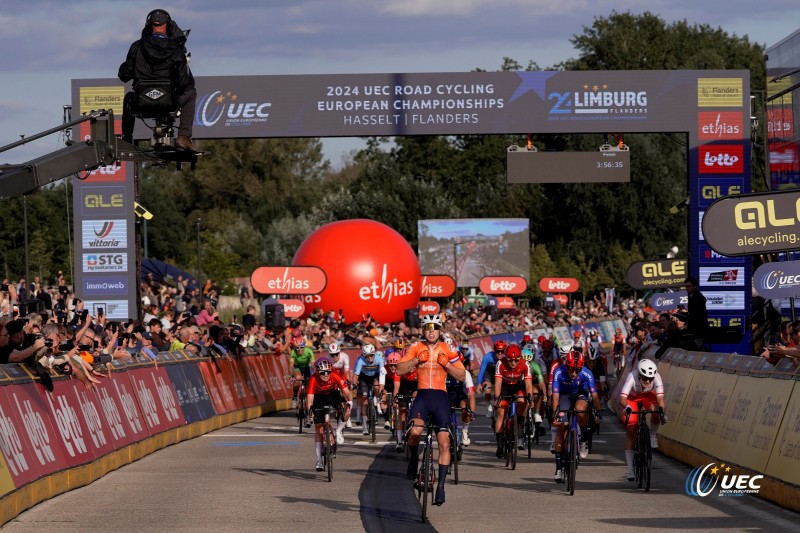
[{"x1": 0, "y1": 348, "x2": 295, "y2": 525}]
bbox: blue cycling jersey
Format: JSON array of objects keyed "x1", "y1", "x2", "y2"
[
  {"x1": 551, "y1": 366, "x2": 597, "y2": 397},
  {"x1": 354, "y1": 354, "x2": 385, "y2": 377},
  {"x1": 477, "y1": 351, "x2": 497, "y2": 383}
]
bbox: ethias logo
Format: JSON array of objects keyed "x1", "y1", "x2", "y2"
[{"x1": 196, "y1": 90, "x2": 271, "y2": 127}]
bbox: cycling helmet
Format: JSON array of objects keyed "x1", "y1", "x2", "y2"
[
  {"x1": 386, "y1": 352, "x2": 401, "y2": 365},
  {"x1": 505, "y1": 344, "x2": 522, "y2": 360},
  {"x1": 421, "y1": 314, "x2": 443, "y2": 329},
  {"x1": 565, "y1": 350, "x2": 584, "y2": 370},
  {"x1": 522, "y1": 334, "x2": 532, "y2": 344},
  {"x1": 638, "y1": 359, "x2": 658, "y2": 379},
  {"x1": 588, "y1": 329, "x2": 598, "y2": 336},
  {"x1": 293, "y1": 337, "x2": 305, "y2": 348},
  {"x1": 573, "y1": 331, "x2": 581, "y2": 338},
  {"x1": 559, "y1": 343, "x2": 573, "y2": 357},
  {"x1": 384, "y1": 347, "x2": 396, "y2": 357},
  {"x1": 493, "y1": 340, "x2": 508, "y2": 353},
  {"x1": 315, "y1": 356, "x2": 333, "y2": 372},
  {"x1": 542, "y1": 339, "x2": 554, "y2": 351},
  {"x1": 460, "y1": 340, "x2": 470, "y2": 350},
  {"x1": 394, "y1": 339, "x2": 406, "y2": 350},
  {"x1": 328, "y1": 342, "x2": 341, "y2": 355},
  {"x1": 538, "y1": 335, "x2": 547, "y2": 344},
  {"x1": 442, "y1": 332, "x2": 454, "y2": 345},
  {"x1": 521, "y1": 349, "x2": 534, "y2": 362},
  {"x1": 361, "y1": 344, "x2": 376, "y2": 356},
  {"x1": 615, "y1": 327, "x2": 622, "y2": 334}
]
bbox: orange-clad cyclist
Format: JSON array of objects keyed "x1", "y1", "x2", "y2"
[{"x1": 397, "y1": 314, "x2": 466, "y2": 507}]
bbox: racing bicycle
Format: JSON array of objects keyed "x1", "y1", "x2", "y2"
[{"x1": 625, "y1": 401, "x2": 663, "y2": 491}]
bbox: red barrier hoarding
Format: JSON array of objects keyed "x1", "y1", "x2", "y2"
[
  {"x1": 197, "y1": 361, "x2": 232, "y2": 414},
  {"x1": 126, "y1": 368, "x2": 185, "y2": 434}
]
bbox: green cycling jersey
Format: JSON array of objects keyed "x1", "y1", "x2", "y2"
[{"x1": 290, "y1": 347, "x2": 316, "y2": 368}]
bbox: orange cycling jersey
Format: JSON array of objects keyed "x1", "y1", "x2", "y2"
[{"x1": 400, "y1": 340, "x2": 464, "y2": 391}]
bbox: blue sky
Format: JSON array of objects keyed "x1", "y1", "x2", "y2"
[{"x1": 2, "y1": 0, "x2": 799, "y2": 170}]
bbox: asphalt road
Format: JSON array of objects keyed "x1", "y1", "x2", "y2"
[{"x1": 4, "y1": 402, "x2": 799, "y2": 532}]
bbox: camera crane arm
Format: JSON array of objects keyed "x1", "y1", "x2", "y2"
[{"x1": 0, "y1": 108, "x2": 197, "y2": 201}]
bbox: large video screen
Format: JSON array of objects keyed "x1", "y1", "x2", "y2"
[{"x1": 418, "y1": 219, "x2": 530, "y2": 288}]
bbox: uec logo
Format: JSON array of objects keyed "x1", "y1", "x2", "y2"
[{"x1": 685, "y1": 463, "x2": 763, "y2": 497}]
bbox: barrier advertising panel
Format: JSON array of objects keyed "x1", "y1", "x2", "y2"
[
  {"x1": 673, "y1": 369, "x2": 717, "y2": 444},
  {"x1": 766, "y1": 381, "x2": 800, "y2": 485}
]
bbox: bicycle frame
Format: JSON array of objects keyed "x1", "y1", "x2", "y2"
[{"x1": 625, "y1": 400, "x2": 661, "y2": 491}]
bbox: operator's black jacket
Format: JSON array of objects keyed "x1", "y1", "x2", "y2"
[{"x1": 118, "y1": 21, "x2": 194, "y2": 94}]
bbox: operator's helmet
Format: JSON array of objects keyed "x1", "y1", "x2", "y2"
[
  {"x1": 315, "y1": 356, "x2": 333, "y2": 372},
  {"x1": 504, "y1": 344, "x2": 522, "y2": 360},
  {"x1": 361, "y1": 344, "x2": 376, "y2": 356},
  {"x1": 328, "y1": 342, "x2": 341, "y2": 355},
  {"x1": 521, "y1": 349, "x2": 534, "y2": 362},
  {"x1": 638, "y1": 359, "x2": 658, "y2": 379},
  {"x1": 565, "y1": 350, "x2": 585, "y2": 371}
]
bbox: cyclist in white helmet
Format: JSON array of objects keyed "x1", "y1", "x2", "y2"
[
  {"x1": 619, "y1": 358, "x2": 668, "y2": 481},
  {"x1": 328, "y1": 342, "x2": 352, "y2": 442}
]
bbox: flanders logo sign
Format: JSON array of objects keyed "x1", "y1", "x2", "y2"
[
  {"x1": 753, "y1": 260, "x2": 800, "y2": 299},
  {"x1": 686, "y1": 463, "x2": 762, "y2": 497},
  {"x1": 697, "y1": 78, "x2": 743, "y2": 107},
  {"x1": 702, "y1": 190, "x2": 800, "y2": 256},
  {"x1": 626, "y1": 259, "x2": 687, "y2": 290},
  {"x1": 250, "y1": 266, "x2": 327, "y2": 295}
]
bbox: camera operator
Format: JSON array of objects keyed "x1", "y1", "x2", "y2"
[{"x1": 1, "y1": 319, "x2": 47, "y2": 364}]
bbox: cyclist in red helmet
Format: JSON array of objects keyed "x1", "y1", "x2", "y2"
[
  {"x1": 550, "y1": 350, "x2": 601, "y2": 483},
  {"x1": 493, "y1": 343, "x2": 534, "y2": 455}
]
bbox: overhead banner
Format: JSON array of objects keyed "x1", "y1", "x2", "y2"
[
  {"x1": 703, "y1": 190, "x2": 800, "y2": 256},
  {"x1": 626, "y1": 259, "x2": 688, "y2": 290},
  {"x1": 753, "y1": 261, "x2": 800, "y2": 299}
]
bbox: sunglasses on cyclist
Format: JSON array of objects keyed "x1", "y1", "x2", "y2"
[
  {"x1": 330, "y1": 353, "x2": 340, "y2": 357},
  {"x1": 640, "y1": 376, "x2": 653, "y2": 382},
  {"x1": 423, "y1": 323, "x2": 441, "y2": 331},
  {"x1": 318, "y1": 370, "x2": 331, "y2": 376}
]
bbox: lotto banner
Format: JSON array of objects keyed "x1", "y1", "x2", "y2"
[
  {"x1": 766, "y1": 381, "x2": 800, "y2": 485},
  {"x1": 163, "y1": 364, "x2": 202, "y2": 423},
  {"x1": 690, "y1": 371, "x2": 739, "y2": 455},
  {"x1": 91, "y1": 375, "x2": 149, "y2": 448},
  {"x1": 725, "y1": 376, "x2": 794, "y2": 473},
  {"x1": 125, "y1": 367, "x2": 185, "y2": 435},
  {"x1": 467, "y1": 335, "x2": 494, "y2": 369},
  {"x1": 198, "y1": 360, "x2": 237, "y2": 414}
]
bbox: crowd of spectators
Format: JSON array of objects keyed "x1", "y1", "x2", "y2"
[{"x1": 1, "y1": 269, "x2": 791, "y2": 393}]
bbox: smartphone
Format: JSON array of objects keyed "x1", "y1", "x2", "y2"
[{"x1": 98, "y1": 307, "x2": 104, "y2": 317}]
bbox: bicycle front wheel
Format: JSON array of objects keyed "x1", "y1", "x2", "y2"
[
  {"x1": 324, "y1": 423, "x2": 333, "y2": 482},
  {"x1": 511, "y1": 417, "x2": 518, "y2": 470},
  {"x1": 370, "y1": 402, "x2": 377, "y2": 443},
  {"x1": 420, "y1": 436, "x2": 433, "y2": 523},
  {"x1": 297, "y1": 406, "x2": 305, "y2": 434},
  {"x1": 567, "y1": 428, "x2": 579, "y2": 495},
  {"x1": 526, "y1": 412, "x2": 533, "y2": 458},
  {"x1": 450, "y1": 427, "x2": 459, "y2": 485}
]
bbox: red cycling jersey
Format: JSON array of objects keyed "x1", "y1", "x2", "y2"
[
  {"x1": 394, "y1": 367, "x2": 418, "y2": 383},
  {"x1": 307, "y1": 372, "x2": 348, "y2": 395},
  {"x1": 495, "y1": 358, "x2": 532, "y2": 385}
]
